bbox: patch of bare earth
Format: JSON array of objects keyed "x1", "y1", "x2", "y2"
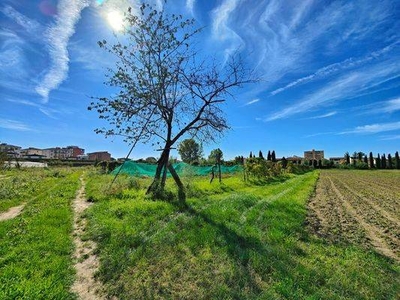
[
  {"x1": 0, "y1": 204, "x2": 25, "y2": 221},
  {"x1": 71, "y1": 176, "x2": 107, "y2": 299},
  {"x1": 307, "y1": 170, "x2": 399, "y2": 262}
]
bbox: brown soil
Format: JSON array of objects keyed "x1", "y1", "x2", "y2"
[
  {"x1": 71, "y1": 176, "x2": 107, "y2": 299},
  {"x1": 0, "y1": 204, "x2": 25, "y2": 221},
  {"x1": 308, "y1": 170, "x2": 399, "y2": 262}
]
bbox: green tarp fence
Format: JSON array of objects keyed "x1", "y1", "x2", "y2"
[{"x1": 112, "y1": 161, "x2": 243, "y2": 177}]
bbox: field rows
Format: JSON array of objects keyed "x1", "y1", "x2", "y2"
[{"x1": 308, "y1": 170, "x2": 400, "y2": 261}]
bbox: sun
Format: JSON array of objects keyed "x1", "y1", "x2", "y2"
[{"x1": 106, "y1": 10, "x2": 123, "y2": 31}]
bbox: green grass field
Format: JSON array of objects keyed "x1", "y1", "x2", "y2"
[
  {"x1": 0, "y1": 168, "x2": 81, "y2": 299},
  {"x1": 85, "y1": 170, "x2": 399, "y2": 299},
  {"x1": 0, "y1": 168, "x2": 399, "y2": 299}
]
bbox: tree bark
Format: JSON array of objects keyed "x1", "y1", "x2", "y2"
[{"x1": 168, "y1": 164, "x2": 186, "y2": 204}]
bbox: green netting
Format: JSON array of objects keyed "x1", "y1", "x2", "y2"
[{"x1": 112, "y1": 161, "x2": 243, "y2": 177}]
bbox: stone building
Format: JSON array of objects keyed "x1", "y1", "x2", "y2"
[{"x1": 304, "y1": 149, "x2": 324, "y2": 161}]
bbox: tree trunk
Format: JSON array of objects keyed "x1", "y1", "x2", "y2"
[
  {"x1": 218, "y1": 159, "x2": 222, "y2": 183},
  {"x1": 146, "y1": 148, "x2": 169, "y2": 196},
  {"x1": 168, "y1": 164, "x2": 186, "y2": 204}
]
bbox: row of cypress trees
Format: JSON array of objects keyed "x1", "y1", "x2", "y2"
[
  {"x1": 249, "y1": 150, "x2": 277, "y2": 162},
  {"x1": 345, "y1": 151, "x2": 400, "y2": 169}
]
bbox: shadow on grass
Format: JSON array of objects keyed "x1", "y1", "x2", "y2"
[{"x1": 173, "y1": 201, "x2": 305, "y2": 296}]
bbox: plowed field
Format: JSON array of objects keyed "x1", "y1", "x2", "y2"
[{"x1": 308, "y1": 170, "x2": 400, "y2": 262}]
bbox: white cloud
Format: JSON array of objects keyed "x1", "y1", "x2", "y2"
[
  {"x1": 5, "y1": 98, "x2": 64, "y2": 119},
  {"x1": 0, "y1": 119, "x2": 32, "y2": 131},
  {"x1": 380, "y1": 135, "x2": 400, "y2": 140},
  {"x1": 340, "y1": 121, "x2": 400, "y2": 135},
  {"x1": 35, "y1": 0, "x2": 90, "y2": 102},
  {"x1": 211, "y1": 0, "x2": 396, "y2": 90},
  {"x1": 186, "y1": 0, "x2": 195, "y2": 15},
  {"x1": 1, "y1": 5, "x2": 43, "y2": 34},
  {"x1": 211, "y1": 0, "x2": 244, "y2": 59},
  {"x1": 270, "y1": 43, "x2": 398, "y2": 96},
  {"x1": 307, "y1": 111, "x2": 337, "y2": 119},
  {"x1": 378, "y1": 97, "x2": 400, "y2": 113},
  {"x1": 243, "y1": 98, "x2": 259, "y2": 106},
  {"x1": 265, "y1": 58, "x2": 400, "y2": 121},
  {"x1": 0, "y1": 29, "x2": 29, "y2": 83}
]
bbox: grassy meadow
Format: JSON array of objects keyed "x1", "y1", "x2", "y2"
[
  {"x1": 84, "y1": 170, "x2": 399, "y2": 299},
  {"x1": 0, "y1": 167, "x2": 81, "y2": 299},
  {"x1": 0, "y1": 167, "x2": 399, "y2": 299}
]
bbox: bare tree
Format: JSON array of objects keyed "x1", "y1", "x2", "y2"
[{"x1": 89, "y1": 3, "x2": 254, "y2": 202}]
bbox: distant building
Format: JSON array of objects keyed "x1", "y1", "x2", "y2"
[
  {"x1": 0, "y1": 143, "x2": 21, "y2": 158},
  {"x1": 88, "y1": 151, "x2": 111, "y2": 161},
  {"x1": 43, "y1": 146, "x2": 85, "y2": 159},
  {"x1": 66, "y1": 146, "x2": 85, "y2": 158},
  {"x1": 329, "y1": 157, "x2": 344, "y2": 165},
  {"x1": 20, "y1": 147, "x2": 45, "y2": 158},
  {"x1": 77, "y1": 154, "x2": 89, "y2": 160},
  {"x1": 304, "y1": 149, "x2": 324, "y2": 161},
  {"x1": 286, "y1": 155, "x2": 303, "y2": 165}
]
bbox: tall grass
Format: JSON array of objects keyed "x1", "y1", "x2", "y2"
[{"x1": 86, "y1": 171, "x2": 399, "y2": 299}]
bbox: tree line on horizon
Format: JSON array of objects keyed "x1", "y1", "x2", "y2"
[{"x1": 344, "y1": 151, "x2": 400, "y2": 170}]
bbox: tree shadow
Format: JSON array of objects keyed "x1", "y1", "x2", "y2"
[{"x1": 173, "y1": 201, "x2": 307, "y2": 296}]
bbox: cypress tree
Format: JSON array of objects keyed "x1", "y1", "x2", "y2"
[
  {"x1": 345, "y1": 152, "x2": 350, "y2": 165},
  {"x1": 369, "y1": 152, "x2": 374, "y2": 168},
  {"x1": 259, "y1": 150, "x2": 264, "y2": 159},
  {"x1": 281, "y1": 156, "x2": 287, "y2": 168},
  {"x1": 358, "y1": 152, "x2": 363, "y2": 161},
  {"x1": 249, "y1": 151, "x2": 253, "y2": 158},
  {"x1": 381, "y1": 154, "x2": 387, "y2": 169},
  {"x1": 271, "y1": 150, "x2": 276, "y2": 162},
  {"x1": 395, "y1": 151, "x2": 400, "y2": 169},
  {"x1": 387, "y1": 154, "x2": 393, "y2": 169},
  {"x1": 267, "y1": 150, "x2": 271, "y2": 161},
  {"x1": 376, "y1": 154, "x2": 381, "y2": 169},
  {"x1": 363, "y1": 156, "x2": 368, "y2": 164}
]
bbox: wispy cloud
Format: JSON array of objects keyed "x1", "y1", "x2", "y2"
[
  {"x1": 306, "y1": 111, "x2": 337, "y2": 119},
  {"x1": 0, "y1": 118, "x2": 32, "y2": 131},
  {"x1": 0, "y1": 29, "x2": 30, "y2": 88},
  {"x1": 209, "y1": 0, "x2": 397, "y2": 90},
  {"x1": 243, "y1": 98, "x2": 260, "y2": 106},
  {"x1": 380, "y1": 135, "x2": 400, "y2": 141},
  {"x1": 5, "y1": 98, "x2": 65, "y2": 119},
  {"x1": 1, "y1": 5, "x2": 43, "y2": 34},
  {"x1": 270, "y1": 43, "x2": 398, "y2": 96},
  {"x1": 265, "y1": 58, "x2": 400, "y2": 121},
  {"x1": 304, "y1": 131, "x2": 336, "y2": 138},
  {"x1": 211, "y1": 0, "x2": 244, "y2": 59},
  {"x1": 186, "y1": 0, "x2": 195, "y2": 15},
  {"x1": 35, "y1": 0, "x2": 90, "y2": 102},
  {"x1": 376, "y1": 97, "x2": 400, "y2": 113},
  {"x1": 340, "y1": 121, "x2": 400, "y2": 135}
]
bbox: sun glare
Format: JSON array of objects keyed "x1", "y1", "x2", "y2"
[{"x1": 107, "y1": 10, "x2": 123, "y2": 31}]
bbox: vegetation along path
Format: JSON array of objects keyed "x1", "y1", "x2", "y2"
[{"x1": 71, "y1": 175, "x2": 105, "y2": 300}]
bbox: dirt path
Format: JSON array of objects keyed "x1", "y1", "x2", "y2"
[
  {"x1": 71, "y1": 176, "x2": 106, "y2": 299},
  {"x1": 0, "y1": 204, "x2": 25, "y2": 221}
]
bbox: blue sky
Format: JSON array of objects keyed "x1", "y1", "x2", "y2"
[{"x1": 1, "y1": 0, "x2": 399, "y2": 160}]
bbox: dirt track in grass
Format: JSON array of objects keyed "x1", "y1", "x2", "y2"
[
  {"x1": 71, "y1": 176, "x2": 107, "y2": 300},
  {"x1": 307, "y1": 170, "x2": 400, "y2": 262},
  {"x1": 0, "y1": 204, "x2": 25, "y2": 221}
]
